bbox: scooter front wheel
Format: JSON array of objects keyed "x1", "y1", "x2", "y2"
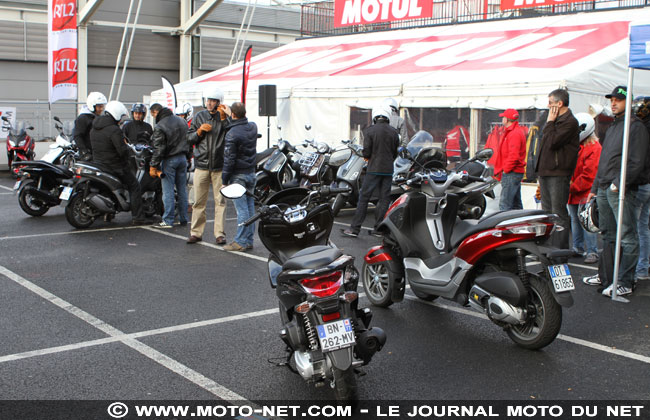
[
  {"x1": 506, "y1": 274, "x2": 562, "y2": 350},
  {"x1": 362, "y1": 260, "x2": 395, "y2": 307}
]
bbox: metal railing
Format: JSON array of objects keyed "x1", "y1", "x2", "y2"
[
  {"x1": 0, "y1": 100, "x2": 81, "y2": 142},
  {"x1": 300, "y1": 0, "x2": 649, "y2": 37}
]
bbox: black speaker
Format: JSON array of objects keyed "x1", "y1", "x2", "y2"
[{"x1": 259, "y1": 84, "x2": 277, "y2": 117}]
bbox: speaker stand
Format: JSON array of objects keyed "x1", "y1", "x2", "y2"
[{"x1": 267, "y1": 116, "x2": 271, "y2": 149}]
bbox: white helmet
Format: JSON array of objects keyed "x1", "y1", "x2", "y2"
[
  {"x1": 382, "y1": 98, "x2": 398, "y2": 113},
  {"x1": 105, "y1": 101, "x2": 129, "y2": 123},
  {"x1": 175, "y1": 102, "x2": 193, "y2": 121},
  {"x1": 574, "y1": 112, "x2": 595, "y2": 142},
  {"x1": 86, "y1": 92, "x2": 107, "y2": 113},
  {"x1": 203, "y1": 87, "x2": 224, "y2": 108},
  {"x1": 578, "y1": 196, "x2": 599, "y2": 233},
  {"x1": 372, "y1": 103, "x2": 391, "y2": 123}
]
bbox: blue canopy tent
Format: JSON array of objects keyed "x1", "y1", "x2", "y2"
[{"x1": 609, "y1": 22, "x2": 650, "y2": 302}]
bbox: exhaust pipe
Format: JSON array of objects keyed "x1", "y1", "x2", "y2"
[
  {"x1": 87, "y1": 194, "x2": 115, "y2": 213},
  {"x1": 23, "y1": 186, "x2": 59, "y2": 205}
]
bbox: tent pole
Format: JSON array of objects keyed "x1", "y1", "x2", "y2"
[
  {"x1": 109, "y1": 0, "x2": 135, "y2": 101},
  {"x1": 610, "y1": 67, "x2": 634, "y2": 303}
]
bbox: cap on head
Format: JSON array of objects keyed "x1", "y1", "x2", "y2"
[
  {"x1": 499, "y1": 108, "x2": 519, "y2": 120},
  {"x1": 606, "y1": 85, "x2": 628, "y2": 100}
]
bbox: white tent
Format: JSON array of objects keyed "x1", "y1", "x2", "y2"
[{"x1": 151, "y1": 7, "x2": 650, "y2": 146}]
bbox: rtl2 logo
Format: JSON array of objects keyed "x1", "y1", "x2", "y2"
[
  {"x1": 52, "y1": 0, "x2": 76, "y2": 31},
  {"x1": 53, "y1": 48, "x2": 78, "y2": 85}
]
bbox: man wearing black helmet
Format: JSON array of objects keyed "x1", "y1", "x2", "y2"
[{"x1": 123, "y1": 103, "x2": 153, "y2": 145}]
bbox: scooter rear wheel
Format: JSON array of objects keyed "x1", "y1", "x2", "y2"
[
  {"x1": 362, "y1": 260, "x2": 395, "y2": 307},
  {"x1": 331, "y1": 367, "x2": 358, "y2": 402},
  {"x1": 18, "y1": 181, "x2": 49, "y2": 217},
  {"x1": 506, "y1": 274, "x2": 562, "y2": 350},
  {"x1": 65, "y1": 194, "x2": 95, "y2": 229}
]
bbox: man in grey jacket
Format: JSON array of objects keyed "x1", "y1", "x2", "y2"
[
  {"x1": 584, "y1": 86, "x2": 649, "y2": 297},
  {"x1": 186, "y1": 87, "x2": 231, "y2": 245}
]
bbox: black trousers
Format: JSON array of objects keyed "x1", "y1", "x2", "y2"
[
  {"x1": 112, "y1": 166, "x2": 144, "y2": 220},
  {"x1": 350, "y1": 173, "x2": 392, "y2": 233}
]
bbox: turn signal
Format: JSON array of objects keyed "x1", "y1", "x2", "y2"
[
  {"x1": 340, "y1": 291, "x2": 358, "y2": 303},
  {"x1": 300, "y1": 271, "x2": 343, "y2": 298},
  {"x1": 295, "y1": 301, "x2": 314, "y2": 314}
]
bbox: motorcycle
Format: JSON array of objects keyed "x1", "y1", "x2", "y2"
[
  {"x1": 331, "y1": 139, "x2": 365, "y2": 217},
  {"x1": 362, "y1": 148, "x2": 574, "y2": 350},
  {"x1": 62, "y1": 143, "x2": 162, "y2": 228},
  {"x1": 255, "y1": 137, "x2": 301, "y2": 203},
  {"x1": 40, "y1": 116, "x2": 78, "y2": 167},
  {"x1": 3, "y1": 116, "x2": 35, "y2": 178},
  {"x1": 221, "y1": 184, "x2": 386, "y2": 401}
]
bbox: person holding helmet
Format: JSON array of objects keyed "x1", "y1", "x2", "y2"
[
  {"x1": 586, "y1": 86, "x2": 649, "y2": 297},
  {"x1": 90, "y1": 100, "x2": 146, "y2": 225},
  {"x1": 382, "y1": 98, "x2": 408, "y2": 147},
  {"x1": 567, "y1": 113, "x2": 601, "y2": 265},
  {"x1": 74, "y1": 91, "x2": 107, "y2": 160},
  {"x1": 343, "y1": 103, "x2": 399, "y2": 238},
  {"x1": 631, "y1": 96, "x2": 650, "y2": 282},
  {"x1": 175, "y1": 102, "x2": 193, "y2": 127},
  {"x1": 186, "y1": 87, "x2": 231, "y2": 245},
  {"x1": 123, "y1": 103, "x2": 153, "y2": 145}
]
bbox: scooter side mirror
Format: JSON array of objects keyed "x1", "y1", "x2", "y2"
[
  {"x1": 475, "y1": 148, "x2": 493, "y2": 162},
  {"x1": 27, "y1": 126, "x2": 34, "y2": 130},
  {"x1": 220, "y1": 183, "x2": 247, "y2": 199},
  {"x1": 342, "y1": 139, "x2": 350, "y2": 144},
  {"x1": 1, "y1": 116, "x2": 8, "y2": 122},
  {"x1": 53, "y1": 116, "x2": 62, "y2": 123},
  {"x1": 257, "y1": 133, "x2": 262, "y2": 138}
]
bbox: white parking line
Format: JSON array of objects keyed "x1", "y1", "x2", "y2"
[
  {"x1": 0, "y1": 184, "x2": 14, "y2": 191},
  {"x1": 0, "y1": 264, "x2": 253, "y2": 402},
  {"x1": 404, "y1": 294, "x2": 650, "y2": 364}
]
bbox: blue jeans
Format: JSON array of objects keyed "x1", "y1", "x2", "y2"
[
  {"x1": 597, "y1": 186, "x2": 639, "y2": 288},
  {"x1": 635, "y1": 183, "x2": 650, "y2": 276},
  {"x1": 161, "y1": 154, "x2": 188, "y2": 225},
  {"x1": 567, "y1": 203, "x2": 597, "y2": 254},
  {"x1": 231, "y1": 172, "x2": 256, "y2": 247},
  {"x1": 499, "y1": 172, "x2": 523, "y2": 211}
]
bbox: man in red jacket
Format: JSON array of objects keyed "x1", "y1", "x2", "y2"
[{"x1": 495, "y1": 109, "x2": 527, "y2": 210}]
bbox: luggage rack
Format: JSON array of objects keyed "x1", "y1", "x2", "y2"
[{"x1": 298, "y1": 151, "x2": 319, "y2": 167}]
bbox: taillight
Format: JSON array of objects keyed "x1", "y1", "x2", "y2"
[
  {"x1": 501, "y1": 222, "x2": 553, "y2": 237},
  {"x1": 300, "y1": 271, "x2": 343, "y2": 298},
  {"x1": 322, "y1": 312, "x2": 340, "y2": 322}
]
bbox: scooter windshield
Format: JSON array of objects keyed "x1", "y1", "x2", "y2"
[
  {"x1": 9, "y1": 121, "x2": 26, "y2": 137},
  {"x1": 394, "y1": 130, "x2": 435, "y2": 172},
  {"x1": 63, "y1": 121, "x2": 75, "y2": 137}
]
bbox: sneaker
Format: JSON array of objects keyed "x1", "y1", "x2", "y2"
[
  {"x1": 341, "y1": 229, "x2": 358, "y2": 238},
  {"x1": 584, "y1": 253, "x2": 599, "y2": 264},
  {"x1": 601, "y1": 284, "x2": 633, "y2": 297},
  {"x1": 223, "y1": 242, "x2": 246, "y2": 252},
  {"x1": 636, "y1": 272, "x2": 650, "y2": 281},
  {"x1": 153, "y1": 221, "x2": 173, "y2": 229},
  {"x1": 582, "y1": 274, "x2": 601, "y2": 286}
]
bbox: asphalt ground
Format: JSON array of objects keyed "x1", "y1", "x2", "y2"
[{"x1": 0, "y1": 170, "x2": 649, "y2": 413}]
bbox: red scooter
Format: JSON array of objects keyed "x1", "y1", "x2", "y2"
[{"x1": 3, "y1": 116, "x2": 35, "y2": 178}]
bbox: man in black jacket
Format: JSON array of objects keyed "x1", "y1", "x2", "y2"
[
  {"x1": 343, "y1": 104, "x2": 400, "y2": 237},
  {"x1": 149, "y1": 103, "x2": 190, "y2": 228},
  {"x1": 535, "y1": 88, "x2": 580, "y2": 249},
  {"x1": 584, "y1": 86, "x2": 649, "y2": 297},
  {"x1": 74, "y1": 91, "x2": 107, "y2": 160},
  {"x1": 222, "y1": 102, "x2": 257, "y2": 252},
  {"x1": 186, "y1": 87, "x2": 230, "y2": 245},
  {"x1": 122, "y1": 103, "x2": 153, "y2": 145},
  {"x1": 90, "y1": 101, "x2": 145, "y2": 224}
]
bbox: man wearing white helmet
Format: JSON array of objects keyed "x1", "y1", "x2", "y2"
[
  {"x1": 343, "y1": 103, "x2": 399, "y2": 238},
  {"x1": 74, "y1": 91, "x2": 107, "y2": 159},
  {"x1": 186, "y1": 86, "x2": 231, "y2": 245},
  {"x1": 383, "y1": 98, "x2": 408, "y2": 147},
  {"x1": 90, "y1": 100, "x2": 146, "y2": 224},
  {"x1": 175, "y1": 102, "x2": 193, "y2": 127}
]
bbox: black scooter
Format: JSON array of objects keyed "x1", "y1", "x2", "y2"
[
  {"x1": 221, "y1": 184, "x2": 386, "y2": 401},
  {"x1": 62, "y1": 143, "x2": 162, "y2": 228}
]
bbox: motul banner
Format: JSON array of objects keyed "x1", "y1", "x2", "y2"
[
  {"x1": 334, "y1": 0, "x2": 432, "y2": 27},
  {"x1": 500, "y1": 0, "x2": 591, "y2": 11},
  {"x1": 48, "y1": 0, "x2": 77, "y2": 104}
]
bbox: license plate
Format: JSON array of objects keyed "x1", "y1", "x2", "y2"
[
  {"x1": 548, "y1": 264, "x2": 575, "y2": 293},
  {"x1": 316, "y1": 319, "x2": 355, "y2": 352},
  {"x1": 13, "y1": 180, "x2": 21, "y2": 192},
  {"x1": 59, "y1": 186, "x2": 73, "y2": 201}
]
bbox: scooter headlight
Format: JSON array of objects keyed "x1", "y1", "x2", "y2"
[
  {"x1": 18, "y1": 140, "x2": 27, "y2": 147},
  {"x1": 8, "y1": 140, "x2": 16, "y2": 147}
]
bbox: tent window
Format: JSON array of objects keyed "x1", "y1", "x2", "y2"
[{"x1": 350, "y1": 107, "x2": 372, "y2": 141}]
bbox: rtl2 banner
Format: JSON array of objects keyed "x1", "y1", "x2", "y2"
[
  {"x1": 500, "y1": 0, "x2": 591, "y2": 11},
  {"x1": 48, "y1": 0, "x2": 78, "y2": 104},
  {"x1": 335, "y1": 0, "x2": 432, "y2": 27}
]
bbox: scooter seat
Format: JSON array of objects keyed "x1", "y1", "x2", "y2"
[
  {"x1": 282, "y1": 245, "x2": 343, "y2": 270},
  {"x1": 19, "y1": 160, "x2": 74, "y2": 177},
  {"x1": 451, "y1": 209, "x2": 548, "y2": 248}
]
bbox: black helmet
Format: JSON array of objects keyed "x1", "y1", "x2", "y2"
[
  {"x1": 131, "y1": 103, "x2": 147, "y2": 118},
  {"x1": 415, "y1": 147, "x2": 447, "y2": 170},
  {"x1": 578, "y1": 197, "x2": 599, "y2": 233},
  {"x1": 632, "y1": 96, "x2": 650, "y2": 122}
]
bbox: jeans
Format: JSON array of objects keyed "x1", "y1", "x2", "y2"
[
  {"x1": 597, "y1": 186, "x2": 639, "y2": 288},
  {"x1": 499, "y1": 172, "x2": 523, "y2": 211},
  {"x1": 567, "y1": 203, "x2": 597, "y2": 254},
  {"x1": 161, "y1": 154, "x2": 188, "y2": 225},
  {"x1": 350, "y1": 173, "x2": 392, "y2": 234},
  {"x1": 231, "y1": 172, "x2": 256, "y2": 247},
  {"x1": 539, "y1": 175, "x2": 571, "y2": 249},
  {"x1": 635, "y1": 183, "x2": 650, "y2": 276}
]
